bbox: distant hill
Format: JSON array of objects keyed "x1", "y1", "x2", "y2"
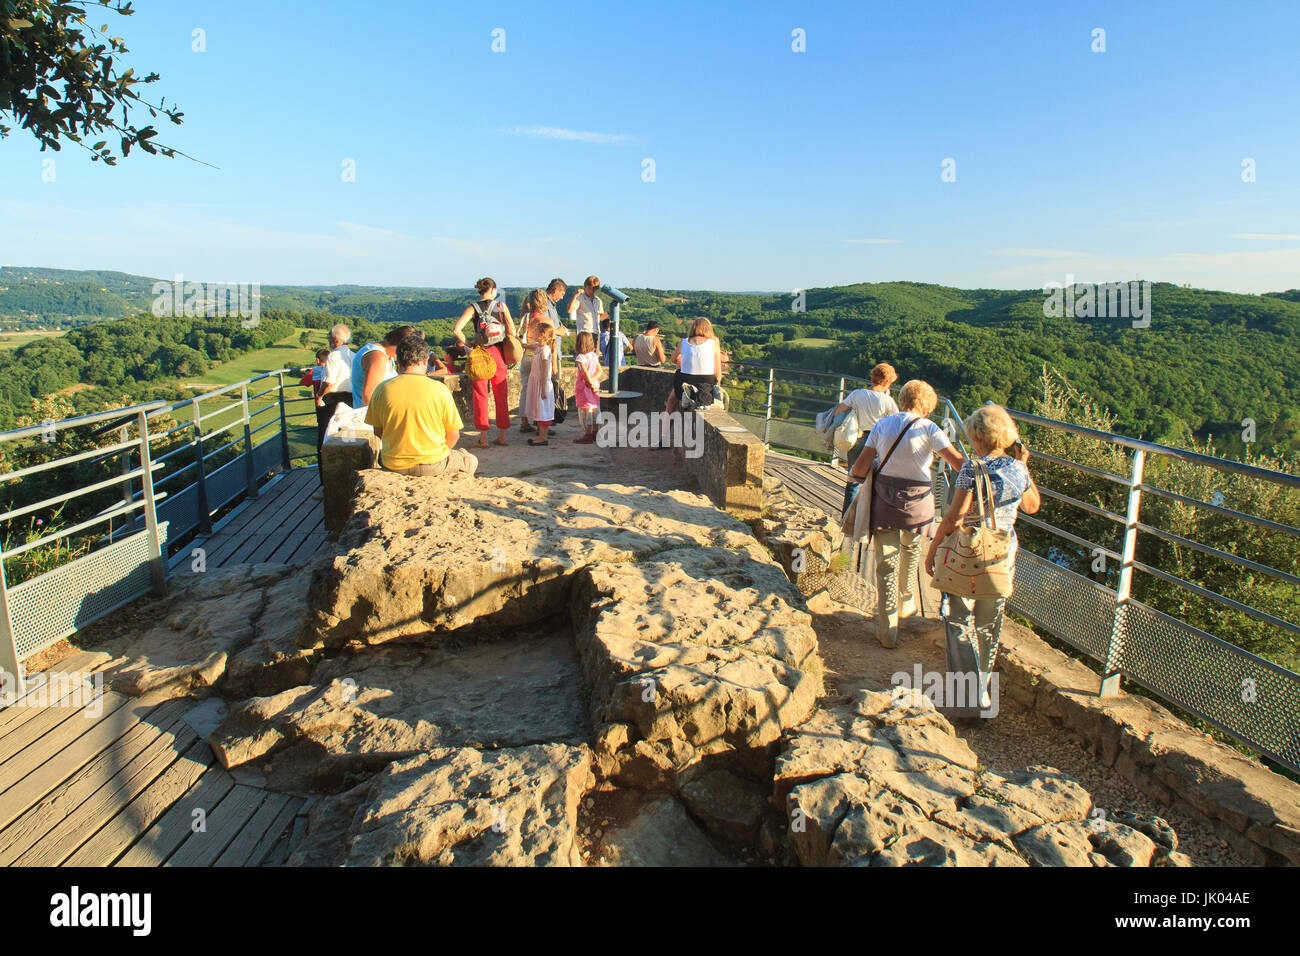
[{"x1": 3, "y1": 268, "x2": 1298, "y2": 454}]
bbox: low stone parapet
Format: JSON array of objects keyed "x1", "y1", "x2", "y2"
[
  {"x1": 619, "y1": 366, "x2": 765, "y2": 518},
  {"x1": 997, "y1": 622, "x2": 1300, "y2": 865}
]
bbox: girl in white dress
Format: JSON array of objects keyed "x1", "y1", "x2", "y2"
[{"x1": 523, "y1": 323, "x2": 557, "y2": 445}]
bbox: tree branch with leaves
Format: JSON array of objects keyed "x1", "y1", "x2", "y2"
[{"x1": 1, "y1": 0, "x2": 191, "y2": 164}]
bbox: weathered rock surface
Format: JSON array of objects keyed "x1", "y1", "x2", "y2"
[
  {"x1": 593, "y1": 793, "x2": 737, "y2": 867},
  {"x1": 570, "y1": 545, "x2": 823, "y2": 792},
  {"x1": 292, "y1": 743, "x2": 593, "y2": 866},
  {"x1": 780, "y1": 689, "x2": 1181, "y2": 867},
  {"x1": 210, "y1": 626, "x2": 588, "y2": 789},
  {"x1": 751, "y1": 477, "x2": 844, "y2": 594},
  {"x1": 309, "y1": 471, "x2": 767, "y2": 646},
  {"x1": 106, "y1": 564, "x2": 320, "y2": 699}
]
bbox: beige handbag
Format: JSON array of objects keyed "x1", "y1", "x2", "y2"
[{"x1": 931, "y1": 460, "x2": 1015, "y2": 599}]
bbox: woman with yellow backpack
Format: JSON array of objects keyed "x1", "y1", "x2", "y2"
[{"x1": 453, "y1": 278, "x2": 520, "y2": 448}]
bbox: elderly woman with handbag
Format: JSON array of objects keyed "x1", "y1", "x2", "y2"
[
  {"x1": 925, "y1": 404, "x2": 1041, "y2": 717},
  {"x1": 846, "y1": 380, "x2": 966, "y2": 649}
]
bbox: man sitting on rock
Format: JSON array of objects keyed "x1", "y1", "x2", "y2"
[{"x1": 364, "y1": 334, "x2": 478, "y2": 477}]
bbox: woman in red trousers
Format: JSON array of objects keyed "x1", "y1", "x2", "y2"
[{"x1": 453, "y1": 277, "x2": 517, "y2": 447}]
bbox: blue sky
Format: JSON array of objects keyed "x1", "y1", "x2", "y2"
[{"x1": 2, "y1": 0, "x2": 1298, "y2": 292}]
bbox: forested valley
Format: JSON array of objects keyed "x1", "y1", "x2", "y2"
[{"x1": 1, "y1": 270, "x2": 1297, "y2": 460}]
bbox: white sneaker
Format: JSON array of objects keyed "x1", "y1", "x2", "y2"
[{"x1": 899, "y1": 595, "x2": 917, "y2": 619}]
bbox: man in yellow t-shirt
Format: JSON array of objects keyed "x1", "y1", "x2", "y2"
[{"x1": 365, "y1": 334, "x2": 478, "y2": 476}]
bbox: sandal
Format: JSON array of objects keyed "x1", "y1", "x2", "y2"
[
  {"x1": 519, "y1": 423, "x2": 535, "y2": 434},
  {"x1": 528, "y1": 439, "x2": 549, "y2": 446}
]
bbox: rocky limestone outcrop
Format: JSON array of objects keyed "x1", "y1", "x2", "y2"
[
  {"x1": 571, "y1": 545, "x2": 823, "y2": 792},
  {"x1": 105, "y1": 563, "x2": 321, "y2": 700},
  {"x1": 779, "y1": 689, "x2": 1185, "y2": 867},
  {"x1": 290, "y1": 743, "x2": 593, "y2": 866},
  {"x1": 751, "y1": 475, "x2": 844, "y2": 594},
  {"x1": 591, "y1": 792, "x2": 738, "y2": 867},
  {"x1": 308, "y1": 470, "x2": 768, "y2": 646},
  {"x1": 209, "y1": 629, "x2": 588, "y2": 790},
  {"x1": 205, "y1": 473, "x2": 824, "y2": 855}
]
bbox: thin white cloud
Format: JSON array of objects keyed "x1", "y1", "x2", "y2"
[
  {"x1": 498, "y1": 125, "x2": 630, "y2": 145},
  {"x1": 843, "y1": 238, "x2": 902, "y2": 245},
  {"x1": 1233, "y1": 233, "x2": 1300, "y2": 241},
  {"x1": 988, "y1": 248, "x2": 1090, "y2": 258}
]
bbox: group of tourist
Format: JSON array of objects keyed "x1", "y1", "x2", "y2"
[
  {"x1": 837, "y1": 364, "x2": 1041, "y2": 716},
  {"x1": 307, "y1": 275, "x2": 710, "y2": 481},
  {"x1": 309, "y1": 300, "x2": 1036, "y2": 720}
]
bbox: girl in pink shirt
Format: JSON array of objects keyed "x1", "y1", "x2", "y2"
[{"x1": 573, "y1": 331, "x2": 602, "y2": 444}]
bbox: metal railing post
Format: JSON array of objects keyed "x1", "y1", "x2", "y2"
[
  {"x1": 192, "y1": 399, "x2": 212, "y2": 535},
  {"x1": 135, "y1": 410, "x2": 167, "y2": 595},
  {"x1": 609, "y1": 300, "x2": 622, "y2": 395},
  {"x1": 241, "y1": 383, "x2": 258, "y2": 498},
  {"x1": 276, "y1": 371, "x2": 292, "y2": 470},
  {"x1": 116, "y1": 423, "x2": 132, "y2": 540},
  {"x1": 1100, "y1": 448, "x2": 1145, "y2": 696},
  {"x1": 763, "y1": 367, "x2": 775, "y2": 446},
  {"x1": 0, "y1": 555, "x2": 21, "y2": 696}
]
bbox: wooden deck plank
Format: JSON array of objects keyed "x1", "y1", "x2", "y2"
[
  {"x1": 193, "y1": 472, "x2": 307, "y2": 566},
  {"x1": 0, "y1": 686, "x2": 128, "y2": 790},
  {"x1": 232, "y1": 469, "x2": 314, "y2": 534},
  {"x1": 205, "y1": 470, "x2": 299, "y2": 538},
  {"x1": 217, "y1": 484, "x2": 321, "y2": 566},
  {"x1": 4, "y1": 699, "x2": 196, "y2": 866},
  {"x1": 111, "y1": 764, "x2": 238, "y2": 867},
  {"x1": 214, "y1": 792, "x2": 299, "y2": 867},
  {"x1": 252, "y1": 795, "x2": 309, "y2": 867},
  {"x1": 160, "y1": 784, "x2": 268, "y2": 867},
  {"x1": 65, "y1": 738, "x2": 216, "y2": 867},
  {"x1": 0, "y1": 693, "x2": 150, "y2": 831},
  {"x1": 283, "y1": 530, "x2": 327, "y2": 565},
  {"x1": 261, "y1": 532, "x2": 309, "y2": 565},
  {"x1": 206, "y1": 480, "x2": 316, "y2": 566},
  {"x1": 0, "y1": 668, "x2": 98, "y2": 737},
  {"x1": 250, "y1": 479, "x2": 321, "y2": 539}
]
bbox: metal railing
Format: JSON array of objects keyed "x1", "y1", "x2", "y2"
[
  {"x1": 0, "y1": 369, "x2": 319, "y2": 693},
  {"x1": 726, "y1": 362, "x2": 1300, "y2": 774}
]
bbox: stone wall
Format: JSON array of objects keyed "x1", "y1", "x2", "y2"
[
  {"x1": 620, "y1": 366, "x2": 766, "y2": 519},
  {"x1": 997, "y1": 622, "x2": 1300, "y2": 865}
]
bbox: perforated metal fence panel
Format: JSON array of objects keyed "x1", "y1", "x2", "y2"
[
  {"x1": 9, "y1": 523, "x2": 168, "y2": 661},
  {"x1": 1007, "y1": 549, "x2": 1117, "y2": 662},
  {"x1": 1118, "y1": 598, "x2": 1300, "y2": 773}
]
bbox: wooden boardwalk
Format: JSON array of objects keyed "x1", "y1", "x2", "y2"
[
  {"x1": 170, "y1": 465, "x2": 325, "y2": 570},
  {"x1": 765, "y1": 451, "x2": 849, "y2": 518},
  {"x1": 0, "y1": 652, "x2": 308, "y2": 866},
  {"x1": 0, "y1": 469, "x2": 327, "y2": 867}
]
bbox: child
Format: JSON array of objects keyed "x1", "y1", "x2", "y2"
[
  {"x1": 438, "y1": 339, "x2": 467, "y2": 375},
  {"x1": 518, "y1": 289, "x2": 550, "y2": 434},
  {"x1": 572, "y1": 331, "x2": 601, "y2": 444},
  {"x1": 523, "y1": 321, "x2": 557, "y2": 445},
  {"x1": 309, "y1": 348, "x2": 330, "y2": 405}
]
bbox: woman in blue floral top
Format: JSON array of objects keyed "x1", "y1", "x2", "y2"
[{"x1": 925, "y1": 404, "x2": 1041, "y2": 718}]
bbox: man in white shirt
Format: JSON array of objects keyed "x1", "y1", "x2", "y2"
[
  {"x1": 316, "y1": 323, "x2": 354, "y2": 457},
  {"x1": 568, "y1": 275, "x2": 606, "y2": 336},
  {"x1": 544, "y1": 278, "x2": 570, "y2": 363}
]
